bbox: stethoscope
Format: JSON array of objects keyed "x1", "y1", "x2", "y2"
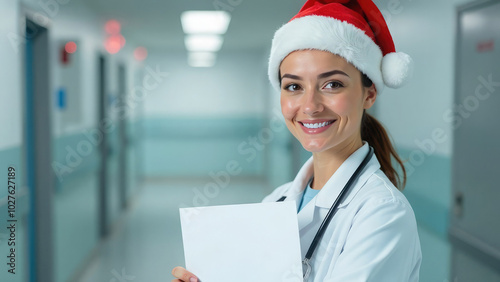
[{"x1": 277, "y1": 146, "x2": 374, "y2": 281}]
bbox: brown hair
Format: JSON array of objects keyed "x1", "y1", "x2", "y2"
[{"x1": 360, "y1": 73, "x2": 407, "y2": 190}]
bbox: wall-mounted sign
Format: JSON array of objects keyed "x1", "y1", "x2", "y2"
[{"x1": 476, "y1": 39, "x2": 494, "y2": 53}]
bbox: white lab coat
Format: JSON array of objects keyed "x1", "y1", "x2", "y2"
[{"x1": 262, "y1": 141, "x2": 422, "y2": 281}]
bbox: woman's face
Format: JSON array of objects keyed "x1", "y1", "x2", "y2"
[{"x1": 279, "y1": 49, "x2": 376, "y2": 153}]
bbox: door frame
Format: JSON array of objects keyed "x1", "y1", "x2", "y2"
[
  {"x1": 98, "y1": 54, "x2": 109, "y2": 238},
  {"x1": 118, "y1": 63, "x2": 128, "y2": 210},
  {"x1": 21, "y1": 7, "x2": 54, "y2": 282}
]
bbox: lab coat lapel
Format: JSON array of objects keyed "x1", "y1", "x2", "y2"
[
  {"x1": 297, "y1": 197, "x2": 318, "y2": 256},
  {"x1": 293, "y1": 158, "x2": 316, "y2": 233},
  {"x1": 283, "y1": 155, "x2": 314, "y2": 211},
  {"x1": 297, "y1": 196, "x2": 316, "y2": 231}
]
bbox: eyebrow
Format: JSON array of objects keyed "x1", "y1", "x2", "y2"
[{"x1": 281, "y1": 70, "x2": 350, "y2": 82}]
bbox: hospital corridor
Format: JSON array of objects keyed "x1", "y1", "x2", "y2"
[{"x1": 0, "y1": 0, "x2": 499, "y2": 281}]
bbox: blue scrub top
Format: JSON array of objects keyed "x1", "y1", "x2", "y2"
[{"x1": 298, "y1": 179, "x2": 320, "y2": 212}]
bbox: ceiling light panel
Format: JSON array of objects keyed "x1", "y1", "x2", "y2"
[
  {"x1": 185, "y1": 35, "x2": 223, "y2": 52},
  {"x1": 188, "y1": 52, "x2": 216, "y2": 67},
  {"x1": 181, "y1": 11, "x2": 231, "y2": 34}
]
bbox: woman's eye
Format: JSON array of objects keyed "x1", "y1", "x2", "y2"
[
  {"x1": 324, "y1": 81, "x2": 343, "y2": 89},
  {"x1": 285, "y1": 84, "x2": 301, "y2": 91}
]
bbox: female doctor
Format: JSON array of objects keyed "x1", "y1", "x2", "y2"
[{"x1": 172, "y1": 0, "x2": 422, "y2": 281}]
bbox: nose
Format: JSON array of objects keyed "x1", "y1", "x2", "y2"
[{"x1": 302, "y1": 87, "x2": 324, "y2": 116}]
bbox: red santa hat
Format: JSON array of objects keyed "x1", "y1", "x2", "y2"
[{"x1": 268, "y1": 0, "x2": 413, "y2": 93}]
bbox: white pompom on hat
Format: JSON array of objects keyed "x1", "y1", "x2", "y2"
[{"x1": 268, "y1": 0, "x2": 413, "y2": 93}]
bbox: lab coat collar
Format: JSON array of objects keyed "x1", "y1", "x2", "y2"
[
  {"x1": 282, "y1": 142, "x2": 381, "y2": 227},
  {"x1": 315, "y1": 141, "x2": 380, "y2": 209}
]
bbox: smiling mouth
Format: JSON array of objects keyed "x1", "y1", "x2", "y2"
[{"x1": 299, "y1": 120, "x2": 336, "y2": 129}]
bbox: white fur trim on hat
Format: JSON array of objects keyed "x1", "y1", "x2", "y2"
[{"x1": 268, "y1": 15, "x2": 384, "y2": 93}]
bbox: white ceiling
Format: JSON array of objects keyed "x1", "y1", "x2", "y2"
[{"x1": 82, "y1": 0, "x2": 305, "y2": 53}]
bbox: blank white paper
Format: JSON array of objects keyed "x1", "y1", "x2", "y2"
[{"x1": 179, "y1": 201, "x2": 303, "y2": 282}]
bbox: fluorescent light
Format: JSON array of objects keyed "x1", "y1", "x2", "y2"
[
  {"x1": 188, "y1": 52, "x2": 216, "y2": 67},
  {"x1": 185, "y1": 35, "x2": 223, "y2": 52},
  {"x1": 181, "y1": 11, "x2": 231, "y2": 34}
]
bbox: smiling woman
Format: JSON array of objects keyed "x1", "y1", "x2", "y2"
[{"x1": 172, "y1": 0, "x2": 421, "y2": 281}]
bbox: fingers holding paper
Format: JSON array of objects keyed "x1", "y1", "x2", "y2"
[{"x1": 171, "y1": 266, "x2": 198, "y2": 282}]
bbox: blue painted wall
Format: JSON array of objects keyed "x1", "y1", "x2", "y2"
[
  {"x1": 398, "y1": 147, "x2": 451, "y2": 238},
  {"x1": 143, "y1": 117, "x2": 268, "y2": 179}
]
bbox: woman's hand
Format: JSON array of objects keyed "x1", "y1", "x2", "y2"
[{"x1": 171, "y1": 266, "x2": 199, "y2": 282}]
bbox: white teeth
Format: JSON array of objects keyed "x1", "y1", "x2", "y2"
[{"x1": 302, "y1": 121, "x2": 334, "y2": 129}]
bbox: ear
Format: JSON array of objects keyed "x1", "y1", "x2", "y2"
[{"x1": 363, "y1": 84, "x2": 377, "y2": 110}]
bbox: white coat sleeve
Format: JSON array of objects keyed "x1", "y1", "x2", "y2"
[{"x1": 326, "y1": 197, "x2": 422, "y2": 282}]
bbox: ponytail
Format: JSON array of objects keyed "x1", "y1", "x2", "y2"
[
  {"x1": 361, "y1": 112, "x2": 407, "y2": 190},
  {"x1": 360, "y1": 72, "x2": 406, "y2": 190}
]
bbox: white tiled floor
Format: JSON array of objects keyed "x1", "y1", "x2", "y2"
[{"x1": 76, "y1": 178, "x2": 270, "y2": 282}]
